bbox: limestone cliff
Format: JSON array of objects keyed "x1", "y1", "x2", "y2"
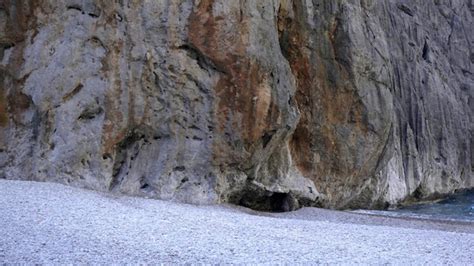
[{"x1": 0, "y1": 0, "x2": 472, "y2": 210}]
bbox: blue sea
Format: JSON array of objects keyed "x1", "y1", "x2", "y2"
[
  {"x1": 354, "y1": 189, "x2": 474, "y2": 222},
  {"x1": 392, "y1": 189, "x2": 474, "y2": 221}
]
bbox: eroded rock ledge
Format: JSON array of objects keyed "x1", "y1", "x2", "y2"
[{"x1": 0, "y1": 0, "x2": 472, "y2": 210}]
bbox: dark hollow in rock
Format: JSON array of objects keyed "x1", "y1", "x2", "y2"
[
  {"x1": 397, "y1": 4, "x2": 414, "y2": 16},
  {"x1": 261, "y1": 130, "x2": 276, "y2": 149},
  {"x1": 237, "y1": 186, "x2": 300, "y2": 212},
  {"x1": 174, "y1": 166, "x2": 186, "y2": 172}
]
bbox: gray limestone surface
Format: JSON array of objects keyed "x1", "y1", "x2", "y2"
[{"x1": 0, "y1": 0, "x2": 472, "y2": 209}]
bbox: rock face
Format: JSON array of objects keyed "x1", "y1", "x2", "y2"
[{"x1": 0, "y1": 0, "x2": 472, "y2": 210}]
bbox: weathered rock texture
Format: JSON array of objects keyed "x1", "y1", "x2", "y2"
[{"x1": 0, "y1": 0, "x2": 472, "y2": 210}]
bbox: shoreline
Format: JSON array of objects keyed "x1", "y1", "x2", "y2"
[
  {"x1": 220, "y1": 203, "x2": 474, "y2": 234},
  {"x1": 1, "y1": 180, "x2": 473, "y2": 264},
  {"x1": 2, "y1": 179, "x2": 473, "y2": 232}
]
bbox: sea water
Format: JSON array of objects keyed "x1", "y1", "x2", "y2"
[
  {"x1": 391, "y1": 189, "x2": 474, "y2": 221},
  {"x1": 354, "y1": 189, "x2": 474, "y2": 222}
]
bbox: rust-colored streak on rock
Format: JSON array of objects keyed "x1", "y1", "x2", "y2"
[
  {"x1": 101, "y1": 39, "x2": 126, "y2": 154},
  {"x1": 8, "y1": 90, "x2": 31, "y2": 119},
  {"x1": 281, "y1": 3, "x2": 370, "y2": 202},
  {"x1": 0, "y1": 1, "x2": 37, "y2": 128},
  {"x1": 287, "y1": 53, "x2": 314, "y2": 176},
  {"x1": 188, "y1": 1, "x2": 277, "y2": 166},
  {"x1": 278, "y1": 5, "x2": 315, "y2": 178},
  {"x1": 0, "y1": 0, "x2": 32, "y2": 44}
]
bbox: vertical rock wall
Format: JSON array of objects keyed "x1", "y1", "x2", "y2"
[{"x1": 0, "y1": 0, "x2": 472, "y2": 210}]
